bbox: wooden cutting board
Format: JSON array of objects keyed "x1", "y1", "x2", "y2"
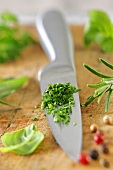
[{"x1": 0, "y1": 25, "x2": 113, "y2": 170}]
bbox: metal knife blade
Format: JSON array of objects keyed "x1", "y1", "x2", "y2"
[{"x1": 36, "y1": 9, "x2": 82, "y2": 162}]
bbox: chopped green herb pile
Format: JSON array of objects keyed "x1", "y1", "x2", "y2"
[
  {"x1": 0, "y1": 76, "x2": 28, "y2": 107},
  {"x1": 0, "y1": 11, "x2": 35, "y2": 63},
  {"x1": 83, "y1": 58, "x2": 113, "y2": 112},
  {"x1": 0, "y1": 124, "x2": 44, "y2": 155},
  {"x1": 41, "y1": 82, "x2": 81, "y2": 124},
  {"x1": 84, "y1": 10, "x2": 113, "y2": 52}
]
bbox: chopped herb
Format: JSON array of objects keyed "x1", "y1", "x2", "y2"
[
  {"x1": 0, "y1": 124, "x2": 44, "y2": 155},
  {"x1": 84, "y1": 9, "x2": 113, "y2": 52},
  {"x1": 73, "y1": 121, "x2": 77, "y2": 126},
  {"x1": 41, "y1": 82, "x2": 81, "y2": 125},
  {"x1": 0, "y1": 11, "x2": 35, "y2": 63},
  {"x1": 34, "y1": 105, "x2": 38, "y2": 109},
  {"x1": 89, "y1": 114, "x2": 92, "y2": 117},
  {"x1": 32, "y1": 117, "x2": 38, "y2": 121},
  {"x1": 83, "y1": 58, "x2": 113, "y2": 112}
]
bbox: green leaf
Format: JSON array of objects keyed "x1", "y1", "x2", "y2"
[
  {"x1": 97, "y1": 86, "x2": 110, "y2": 104},
  {"x1": 0, "y1": 124, "x2": 44, "y2": 155},
  {"x1": 84, "y1": 9, "x2": 113, "y2": 52},
  {"x1": 0, "y1": 11, "x2": 18, "y2": 24},
  {"x1": 0, "y1": 11, "x2": 35, "y2": 63},
  {"x1": 88, "y1": 10, "x2": 112, "y2": 35},
  {"x1": 84, "y1": 95, "x2": 95, "y2": 107},
  {"x1": 100, "y1": 58, "x2": 113, "y2": 70},
  {"x1": 94, "y1": 85, "x2": 110, "y2": 97},
  {"x1": 96, "y1": 35, "x2": 113, "y2": 52},
  {"x1": 87, "y1": 81, "x2": 106, "y2": 88},
  {"x1": 84, "y1": 22, "x2": 101, "y2": 46},
  {"x1": 83, "y1": 64, "x2": 113, "y2": 78},
  {"x1": 105, "y1": 90, "x2": 113, "y2": 112},
  {"x1": 0, "y1": 76, "x2": 28, "y2": 99}
]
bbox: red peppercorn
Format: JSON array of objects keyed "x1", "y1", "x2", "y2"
[
  {"x1": 94, "y1": 133, "x2": 104, "y2": 144},
  {"x1": 77, "y1": 153, "x2": 90, "y2": 165}
]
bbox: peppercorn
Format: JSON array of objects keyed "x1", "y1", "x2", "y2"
[
  {"x1": 94, "y1": 132, "x2": 104, "y2": 144},
  {"x1": 90, "y1": 124, "x2": 98, "y2": 133},
  {"x1": 77, "y1": 153, "x2": 90, "y2": 165},
  {"x1": 99, "y1": 144, "x2": 109, "y2": 154},
  {"x1": 103, "y1": 115, "x2": 113, "y2": 125},
  {"x1": 89, "y1": 149, "x2": 99, "y2": 160},
  {"x1": 99, "y1": 158, "x2": 110, "y2": 168}
]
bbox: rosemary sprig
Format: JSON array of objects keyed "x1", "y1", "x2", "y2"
[{"x1": 83, "y1": 58, "x2": 113, "y2": 112}]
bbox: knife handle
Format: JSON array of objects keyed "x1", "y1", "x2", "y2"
[{"x1": 36, "y1": 10, "x2": 74, "y2": 68}]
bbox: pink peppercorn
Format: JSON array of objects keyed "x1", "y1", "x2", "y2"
[
  {"x1": 77, "y1": 153, "x2": 90, "y2": 165},
  {"x1": 94, "y1": 133, "x2": 104, "y2": 144}
]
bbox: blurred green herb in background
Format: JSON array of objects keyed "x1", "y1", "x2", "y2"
[
  {"x1": 0, "y1": 11, "x2": 35, "y2": 63},
  {"x1": 84, "y1": 10, "x2": 113, "y2": 52},
  {"x1": 0, "y1": 76, "x2": 28, "y2": 107}
]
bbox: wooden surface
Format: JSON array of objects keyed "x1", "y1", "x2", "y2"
[{"x1": 0, "y1": 25, "x2": 113, "y2": 170}]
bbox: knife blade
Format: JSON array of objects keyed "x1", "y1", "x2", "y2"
[{"x1": 36, "y1": 9, "x2": 82, "y2": 162}]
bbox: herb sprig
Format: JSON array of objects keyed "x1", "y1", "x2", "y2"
[
  {"x1": 0, "y1": 76, "x2": 28, "y2": 107},
  {"x1": 41, "y1": 82, "x2": 81, "y2": 125},
  {"x1": 83, "y1": 58, "x2": 113, "y2": 112},
  {"x1": 0, "y1": 11, "x2": 35, "y2": 63},
  {"x1": 84, "y1": 10, "x2": 113, "y2": 52}
]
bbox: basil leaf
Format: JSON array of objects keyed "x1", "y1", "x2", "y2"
[
  {"x1": 84, "y1": 10, "x2": 113, "y2": 52},
  {"x1": 84, "y1": 22, "x2": 100, "y2": 46},
  {"x1": 95, "y1": 35, "x2": 113, "y2": 52},
  {"x1": 0, "y1": 124, "x2": 44, "y2": 155},
  {"x1": 88, "y1": 10, "x2": 112, "y2": 35}
]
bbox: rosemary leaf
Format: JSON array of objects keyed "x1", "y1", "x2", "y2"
[
  {"x1": 84, "y1": 95, "x2": 95, "y2": 107},
  {"x1": 100, "y1": 58, "x2": 113, "y2": 70},
  {"x1": 83, "y1": 64, "x2": 113, "y2": 78},
  {"x1": 97, "y1": 86, "x2": 110, "y2": 104},
  {"x1": 87, "y1": 81, "x2": 106, "y2": 88},
  {"x1": 105, "y1": 90, "x2": 113, "y2": 112},
  {"x1": 94, "y1": 85, "x2": 110, "y2": 98}
]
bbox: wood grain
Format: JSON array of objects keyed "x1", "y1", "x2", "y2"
[{"x1": 0, "y1": 25, "x2": 113, "y2": 170}]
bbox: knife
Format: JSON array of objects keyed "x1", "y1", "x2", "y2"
[{"x1": 36, "y1": 9, "x2": 82, "y2": 162}]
